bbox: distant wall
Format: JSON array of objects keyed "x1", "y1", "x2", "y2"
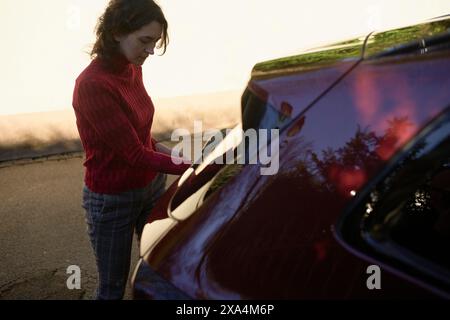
[{"x1": 0, "y1": 91, "x2": 241, "y2": 162}]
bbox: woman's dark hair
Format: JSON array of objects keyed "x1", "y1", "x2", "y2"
[{"x1": 91, "y1": 0, "x2": 169, "y2": 61}]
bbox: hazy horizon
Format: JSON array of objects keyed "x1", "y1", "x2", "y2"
[
  {"x1": 0, "y1": 90, "x2": 241, "y2": 149},
  {"x1": 1, "y1": 0, "x2": 449, "y2": 116},
  {"x1": 0, "y1": 89, "x2": 242, "y2": 117}
]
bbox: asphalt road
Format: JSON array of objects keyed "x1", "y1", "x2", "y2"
[{"x1": 0, "y1": 155, "x2": 177, "y2": 300}]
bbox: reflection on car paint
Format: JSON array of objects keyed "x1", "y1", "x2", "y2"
[{"x1": 134, "y1": 16, "x2": 450, "y2": 300}]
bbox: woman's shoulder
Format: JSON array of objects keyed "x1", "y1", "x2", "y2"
[{"x1": 76, "y1": 60, "x2": 114, "y2": 88}]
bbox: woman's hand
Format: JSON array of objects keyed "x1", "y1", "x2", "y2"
[
  {"x1": 154, "y1": 142, "x2": 173, "y2": 156},
  {"x1": 155, "y1": 141, "x2": 192, "y2": 167}
]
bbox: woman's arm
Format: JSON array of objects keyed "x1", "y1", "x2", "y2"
[
  {"x1": 152, "y1": 138, "x2": 191, "y2": 163},
  {"x1": 154, "y1": 141, "x2": 173, "y2": 156}
]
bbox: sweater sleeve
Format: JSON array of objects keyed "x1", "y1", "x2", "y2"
[
  {"x1": 75, "y1": 79, "x2": 190, "y2": 175},
  {"x1": 151, "y1": 137, "x2": 158, "y2": 149}
]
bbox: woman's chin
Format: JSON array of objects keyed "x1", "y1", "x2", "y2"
[{"x1": 133, "y1": 57, "x2": 147, "y2": 66}]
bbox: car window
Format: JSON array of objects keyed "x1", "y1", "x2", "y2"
[{"x1": 354, "y1": 110, "x2": 450, "y2": 286}]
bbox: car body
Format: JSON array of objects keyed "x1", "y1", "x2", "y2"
[{"x1": 132, "y1": 16, "x2": 450, "y2": 299}]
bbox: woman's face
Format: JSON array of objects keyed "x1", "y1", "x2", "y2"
[{"x1": 114, "y1": 20, "x2": 163, "y2": 66}]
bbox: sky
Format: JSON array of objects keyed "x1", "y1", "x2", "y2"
[{"x1": 0, "y1": 0, "x2": 449, "y2": 115}]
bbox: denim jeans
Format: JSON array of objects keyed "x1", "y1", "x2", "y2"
[{"x1": 82, "y1": 173, "x2": 167, "y2": 300}]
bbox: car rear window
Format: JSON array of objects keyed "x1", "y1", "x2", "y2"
[{"x1": 357, "y1": 110, "x2": 450, "y2": 285}]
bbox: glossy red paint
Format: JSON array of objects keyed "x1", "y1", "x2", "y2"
[
  {"x1": 135, "y1": 17, "x2": 450, "y2": 299},
  {"x1": 143, "y1": 54, "x2": 449, "y2": 299}
]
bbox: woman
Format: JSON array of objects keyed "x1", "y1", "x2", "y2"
[{"x1": 72, "y1": 0, "x2": 191, "y2": 300}]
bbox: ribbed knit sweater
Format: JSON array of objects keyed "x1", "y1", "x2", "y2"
[{"x1": 72, "y1": 53, "x2": 190, "y2": 194}]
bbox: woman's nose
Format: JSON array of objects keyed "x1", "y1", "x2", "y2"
[{"x1": 145, "y1": 45, "x2": 155, "y2": 55}]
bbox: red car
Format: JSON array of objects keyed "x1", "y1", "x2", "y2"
[{"x1": 132, "y1": 15, "x2": 450, "y2": 299}]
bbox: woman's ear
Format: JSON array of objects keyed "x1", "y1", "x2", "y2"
[{"x1": 113, "y1": 33, "x2": 123, "y2": 42}]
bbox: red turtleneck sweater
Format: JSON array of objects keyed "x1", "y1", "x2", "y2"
[{"x1": 72, "y1": 54, "x2": 190, "y2": 194}]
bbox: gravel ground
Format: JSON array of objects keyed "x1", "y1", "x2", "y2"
[{"x1": 0, "y1": 154, "x2": 177, "y2": 300}]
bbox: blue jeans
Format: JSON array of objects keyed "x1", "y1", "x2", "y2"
[{"x1": 82, "y1": 173, "x2": 167, "y2": 300}]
